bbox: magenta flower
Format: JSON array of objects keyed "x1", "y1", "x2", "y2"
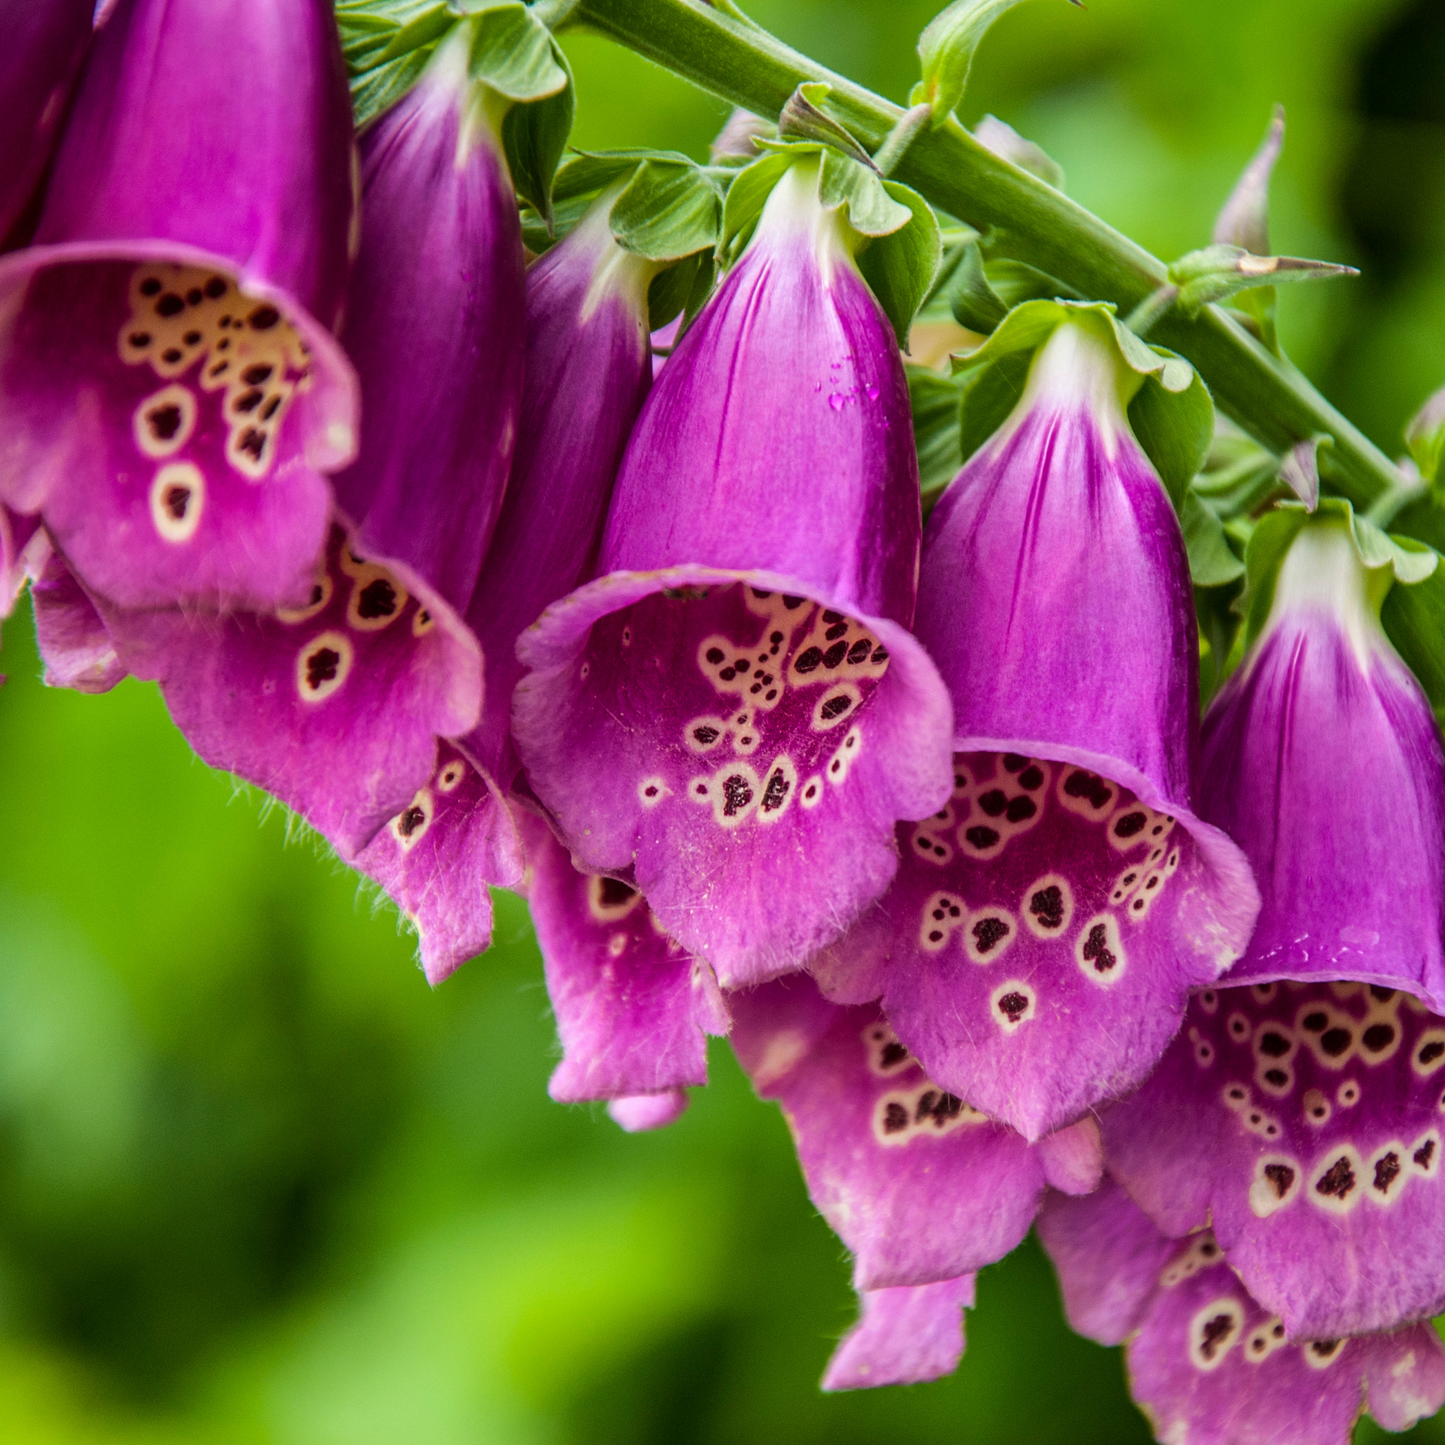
[
  {"x1": 513, "y1": 158, "x2": 955, "y2": 988},
  {"x1": 0, "y1": 0, "x2": 358, "y2": 614},
  {"x1": 815, "y1": 312, "x2": 1259, "y2": 1140},
  {"x1": 822, "y1": 1276, "x2": 976, "y2": 1392},
  {"x1": 1200, "y1": 519, "x2": 1445, "y2": 1004},
  {"x1": 0, "y1": 0, "x2": 93, "y2": 242},
  {"x1": 1039, "y1": 1178, "x2": 1445, "y2": 1443}
]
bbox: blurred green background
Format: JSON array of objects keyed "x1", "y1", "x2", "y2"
[{"x1": 2, "y1": 0, "x2": 1444, "y2": 1439}]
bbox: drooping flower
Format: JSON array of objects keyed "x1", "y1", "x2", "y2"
[
  {"x1": 356, "y1": 188, "x2": 661, "y2": 983},
  {"x1": 822, "y1": 1275, "x2": 976, "y2": 1392},
  {"x1": 728, "y1": 976, "x2": 1102, "y2": 1292},
  {"x1": 40, "y1": 31, "x2": 523, "y2": 884},
  {"x1": 814, "y1": 311, "x2": 1259, "y2": 1140},
  {"x1": 0, "y1": 0, "x2": 94, "y2": 242},
  {"x1": 513, "y1": 157, "x2": 955, "y2": 988},
  {"x1": 0, "y1": 0, "x2": 358, "y2": 613},
  {"x1": 1101, "y1": 976, "x2": 1445, "y2": 1341},
  {"x1": 1198, "y1": 518, "x2": 1445, "y2": 1004},
  {"x1": 1038, "y1": 1177, "x2": 1445, "y2": 1444}
]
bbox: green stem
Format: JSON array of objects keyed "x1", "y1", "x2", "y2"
[
  {"x1": 872, "y1": 101, "x2": 933, "y2": 178},
  {"x1": 573, "y1": 0, "x2": 1402, "y2": 507}
]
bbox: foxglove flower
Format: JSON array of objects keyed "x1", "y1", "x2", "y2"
[
  {"x1": 53, "y1": 34, "x2": 523, "y2": 884},
  {"x1": 0, "y1": 0, "x2": 358, "y2": 612},
  {"x1": 513, "y1": 158, "x2": 955, "y2": 987},
  {"x1": 814, "y1": 314, "x2": 1259, "y2": 1140},
  {"x1": 357, "y1": 191, "x2": 660, "y2": 983},
  {"x1": 27, "y1": 541, "x2": 124, "y2": 693},
  {"x1": 1199, "y1": 520, "x2": 1445, "y2": 1004},
  {"x1": 0, "y1": 0, "x2": 93, "y2": 241},
  {"x1": 822, "y1": 1275, "x2": 975, "y2": 1391},
  {"x1": 1039, "y1": 1178, "x2": 1445, "y2": 1443},
  {"x1": 729, "y1": 976, "x2": 1102, "y2": 1291}
]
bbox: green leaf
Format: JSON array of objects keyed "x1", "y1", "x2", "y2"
[
  {"x1": 945, "y1": 242, "x2": 1007, "y2": 333},
  {"x1": 918, "y1": 0, "x2": 1030, "y2": 124},
  {"x1": 1382, "y1": 558, "x2": 1445, "y2": 717},
  {"x1": 1168, "y1": 243, "x2": 1357, "y2": 319},
  {"x1": 467, "y1": 4, "x2": 567, "y2": 103},
  {"x1": 609, "y1": 160, "x2": 721, "y2": 263},
  {"x1": 646, "y1": 248, "x2": 715, "y2": 331},
  {"x1": 500, "y1": 43, "x2": 574, "y2": 225},
  {"x1": 718, "y1": 151, "x2": 795, "y2": 261},
  {"x1": 1129, "y1": 364, "x2": 1214, "y2": 509},
  {"x1": 1182, "y1": 493, "x2": 1245, "y2": 588},
  {"x1": 817, "y1": 150, "x2": 912, "y2": 237},
  {"x1": 958, "y1": 348, "x2": 1030, "y2": 464},
  {"x1": 1405, "y1": 386, "x2": 1445, "y2": 487},
  {"x1": 908, "y1": 365, "x2": 965, "y2": 506},
  {"x1": 856, "y1": 181, "x2": 942, "y2": 346}
]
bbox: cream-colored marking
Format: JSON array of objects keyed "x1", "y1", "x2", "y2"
[
  {"x1": 1055, "y1": 766, "x2": 1116, "y2": 822},
  {"x1": 638, "y1": 776, "x2": 668, "y2": 808},
  {"x1": 276, "y1": 570, "x2": 333, "y2": 624},
  {"x1": 1303, "y1": 1338, "x2": 1348, "y2": 1371},
  {"x1": 1159, "y1": 1233, "x2": 1222, "y2": 1288},
  {"x1": 684, "y1": 715, "x2": 728, "y2": 754},
  {"x1": 1249, "y1": 1153, "x2": 1301, "y2": 1218},
  {"x1": 1337, "y1": 1079, "x2": 1360, "y2": 1107},
  {"x1": 132, "y1": 383, "x2": 196, "y2": 458},
  {"x1": 812, "y1": 682, "x2": 861, "y2": 731},
  {"x1": 756, "y1": 753, "x2": 798, "y2": 825},
  {"x1": 919, "y1": 891, "x2": 965, "y2": 953},
  {"x1": 346, "y1": 563, "x2": 409, "y2": 632},
  {"x1": 1366, "y1": 1141, "x2": 1411, "y2": 1206},
  {"x1": 1245, "y1": 1318, "x2": 1288, "y2": 1365},
  {"x1": 1301, "y1": 1088, "x2": 1331, "y2": 1127},
  {"x1": 390, "y1": 788, "x2": 433, "y2": 850},
  {"x1": 1074, "y1": 913, "x2": 1126, "y2": 986},
  {"x1": 1408, "y1": 1129, "x2": 1441, "y2": 1179},
  {"x1": 752, "y1": 1029, "x2": 808, "y2": 1088},
  {"x1": 587, "y1": 875, "x2": 642, "y2": 924},
  {"x1": 990, "y1": 980, "x2": 1035, "y2": 1034},
  {"x1": 296, "y1": 630, "x2": 353, "y2": 703},
  {"x1": 799, "y1": 776, "x2": 824, "y2": 810},
  {"x1": 1307, "y1": 1144, "x2": 1366, "y2": 1215},
  {"x1": 1413, "y1": 1029, "x2": 1445, "y2": 1077},
  {"x1": 965, "y1": 908, "x2": 1017, "y2": 966},
  {"x1": 436, "y1": 759, "x2": 467, "y2": 794},
  {"x1": 872, "y1": 1081, "x2": 984, "y2": 1146},
  {"x1": 1187, "y1": 1298, "x2": 1243, "y2": 1372},
  {"x1": 1021, "y1": 873, "x2": 1074, "y2": 940},
  {"x1": 149, "y1": 462, "x2": 204, "y2": 542},
  {"x1": 863, "y1": 1022, "x2": 915, "y2": 1077},
  {"x1": 411, "y1": 607, "x2": 435, "y2": 637}
]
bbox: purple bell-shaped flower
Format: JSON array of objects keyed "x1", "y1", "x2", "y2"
[
  {"x1": 815, "y1": 310, "x2": 1260, "y2": 1140},
  {"x1": 512, "y1": 157, "x2": 955, "y2": 989}
]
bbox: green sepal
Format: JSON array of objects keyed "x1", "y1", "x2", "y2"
[
  {"x1": 858, "y1": 180, "x2": 944, "y2": 346},
  {"x1": 917, "y1": 0, "x2": 1030, "y2": 124},
  {"x1": 1182, "y1": 493, "x2": 1245, "y2": 588},
  {"x1": 336, "y1": 0, "x2": 455, "y2": 130},
  {"x1": 466, "y1": 3, "x2": 567, "y2": 102},
  {"x1": 1196, "y1": 580, "x2": 1246, "y2": 710},
  {"x1": 908, "y1": 365, "x2": 967, "y2": 508},
  {"x1": 1191, "y1": 429, "x2": 1288, "y2": 522},
  {"x1": 608, "y1": 159, "x2": 722, "y2": 263},
  {"x1": 1236, "y1": 498, "x2": 1440, "y2": 657},
  {"x1": 949, "y1": 299, "x2": 1210, "y2": 505},
  {"x1": 946, "y1": 242, "x2": 1007, "y2": 333},
  {"x1": 1405, "y1": 386, "x2": 1445, "y2": 488},
  {"x1": 646, "y1": 248, "x2": 716, "y2": 332},
  {"x1": 777, "y1": 83, "x2": 875, "y2": 169},
  {"x1": 1168, "y1": 243, "x2": 1357, "y2": 319},
  {"x1": 1381, "y1": 557, "x2": 1445, "y2": 723}
]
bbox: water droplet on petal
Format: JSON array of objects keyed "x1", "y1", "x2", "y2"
[{"x1": 828, "y1": 393, "x2": 845, "y2": 411}]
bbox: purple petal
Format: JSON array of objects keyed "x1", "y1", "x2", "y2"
[
  {"x1": 465, "y1": 197, "x2": 653, "y2": 784},
  {"x1": 29, "y1": 543, "x2": 125, "y2": 692},
  {"x1": 515, "y1": 807, "x2": 727, "y2": 1102},
  {"x1": 334, "y1": 37, "x2": 525, "y2": 622},
  {"x1": 1043, "y1": 1181, "x2": 1445, "y2": 1443},
  {"x1": 354, "y1": 743, "x2": 523, "y2": 985},
  {"x1": 608, "y1": 1090, "x2": 690, "y2": 1132},
  {"x1": 729, "y1": 977, "x2": 1048, "y2": 1289},
  {"x1": 0, "y1": 0, "x2": 93, "y2": 240},
  {"x1": 1103, "y1": 980, "x2": 1445, "y2": 1339},
  {"x1": 1201, "y1": 524, "x2": 1445, "y2": 1006},
  {"x1": 821, "y1": 1275, "x2": 976, "y2": 1391},
  {"x1": 98, "y1": 525, "x2": 480, "y2": 857},
  {"x1": 0, "y1": 0, "x2": 358, "y2": 610},
  {"x1": 513, "y1": 162, "x2": 954, "y2": 985},
  {"x1": 515, "y1": 572, "x2": 953, "y2": 987},
  {"x1": 1039, "y1": 1114, "x2": 1105, "y2": 1194},
  {"x1": 814, "y1": 750, "x2": 1243, "y2": 1140}
]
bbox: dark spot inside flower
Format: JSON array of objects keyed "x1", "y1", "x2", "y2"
[
  {"x1": 795, "y1": 647, "x2": 823, "y2": 673},
  {"x1": 1005, "y1": 796, "x2": 1036, "y2": 823},
  {"x1": 1201, "y1": 991, "x2": 1217, "y2": 1006},
  {"x1": 1231, "y1": 1019, "x2": 1249, "y2": 1037},
  {"x1": 162, "y1": 485, "x2": 190, "y2": 520},
  {"x1": 598, "y1": 876, "x2": 635, "y2": 908},
  {"x1": 693, "y1": 726, "x2": 719, "y2": 746},
  {"x1": 128, "y1": 331, "x2": 150, "y2": 348},
  {"x1": 1198, "y1": 1314, "x2": 1235, "y2": 1361},
  {"x1": 783, "y1": 595, "x2": 804, "y2": 609},
  {"x1": 147, "y1": 403, "x2": 183, "y2": 441},
  {"x1": 870, "y1": 645, "x2": 889, "y2": 663},
  {"x1": 248, "y1": 304, "x2": 280, "y2": 330},
  {"x1": 719, "y1": 667, "x2": 737, "y2": 682},
  {"x1": 1373, "y1": 1153, "x2": 1401, "y2": 1193},
  {"x1": 185, "y1": 287, "x2": 203, "y2": 305},
  {"x1": 1369, "y1": 986, "x2": 1395, "y2": 1002},
  {"x1": 644, "y1": 785, "x2": 659, "y2": 798},
  {"x1": 307, "y1": 584, "x2": 323, "y2": 606},
  {"x1": 1310, "y1": 1340, "x2": 1342, "y2": 1361},
  {"x1": 1082, "y1": 924, "x2": 1117, "y2": 973},
  {"x1": 1362, "y1": 1023, "x2": 1395, "y2": 1053},
  {"x1": 1064, "y1": 770, "x2": 1113, "y2": 809},
  {"x1": 1419, "y1": 1042, "x2": 1445, "y2": 1066},
  {"x1": 1261, "y1": 1162, "x2": 1295, "y2": 1198},
  {"x1": 824, "y1": 622, "x2": 848, "y2": 642},
  {"x1": 1259, "y1": 1032, "x2": 1290, "y2": 1058},
  {"x1": 1114, "y1": 810, "x2": 1147, "y2": 838},
  {"x1": 1302, "y1": 1012, "x2": 1328, "y2": 1033},
  {"x1": 972, "y1": 917, "x2": 1010, "y2": 954},
  {"x1": 237, "y1": 428, "x2": 266, "y2": 463},
  {"x1": 820, "y1": 695, "x2": 852, "y2": 722},
  {"x1": 260, "y1": 396, "x2": 281, "y2": 421},
  {"x1": 760, "y1": 769, "x2": 790, "y2": 813},
  {"x1": 242, "y1": 363, "x2": 274, "y2": 385},
  {"x1": 1144, "y1": 876, "x2": 1159, "y2": 891},
  {"x1": 734, "y1": 658, "x2": 752, "y2": 675},
  {"x1": 822, "y1": 642, "x2": 848, "y2": 668},
  {"x1": 1019, "y1": 766, "x2": 1043, "y2": 789},
  {"x1": 846, "y1": 639, "x2": 871, "y2": 664},
  {"x1": 705, "y1": 647, "x2": 725, "y2": 665},
  {"x1": 356, "y1": 578, "x2": 397, "y2": 619},
  {"x1": 979, "y1": 790, "x2": 1008, "y2": 817},
  {"x1": 1002, "y1": 754, "x2": 1027, "y2": 772},
  {"x1": 1030, "y1": 887, "x2": 1065, "y2": 931},
  {"x1": 751, "y1": 588, "x2": 771, "y2": 599},
  {"x1": 140, "y1": 278, "x2": 161, "y2": 296},
  {"x1": 204, "y1": 275, "x2": 227, "y2": 298},
  {"x1": 305, "y1": 647, "x2": 340, "y2": 689},
  {"x1": 769, "y1": 631, "x2": 783, "y2": 645},
  {"x1": 997, "y1": 991, "x2": 1030, "y2": 1023},
  {"x1": 1316, "y1": 1156, "x2": 1356, "y2": 1199},
  {"x1": 398, "y1": 804, "x2": 426, "y2": 837},
  {"x1": 182, "y1": 330, "x2": 200, "y2": 345},
  {"x1": 1200, "y1": 1241, "x2": 1218, "y2": 1257},
  {"x1": 822, "y1": 610, "x2": 842, "y2": 624},
  {"x1": 1264, "y1": 1068, "x2": 1288, "y2": 1087},
  {"x1": 928, "y1": 929, "x2": 943, "y2": 943},
  {"x1": 721, "y1": 774, "x2": 753, "y2": 817},
  {"x1": 1415, "y1": 1140, "x2": 1436, "y2": 1170},
  {"x1": 919, "y1": 1090, "x2": 963, "y2": 1127},
  {"x1": 880, "y1": 1040, "x2": 909, "y2": 1069},
  {"x1": 966, "y1": 826, "x2": 1000, "y2": 849},
  {"x1": 162, "y1": 348, "x2": 182, "y2": 364},
  {"x1": 234, "y1": 388, "x2": 264, "y2": 414},
  {"x1": 1321, "y1": 1027, "x2": 1352, "y2": 1057},
  {"x1": 1227, "y1": 1086, "x2": 1246, "y2": 1102},
  {"x1": 156, "y1": 292, "x2": 184, "y2": 317},
  {"x1": 883, "y1": 1101, "x2": 909, "y2": 1134}
]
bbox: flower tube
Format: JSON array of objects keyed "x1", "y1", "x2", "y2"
[
  {"x1": 816, "y1": 310, "x2": 1259, "y2": 1140},
  {"x1": 0, "y1": 0, "x2": 94, "y2": 241},
  {"x1": 0, "y1": 0, "x2": 357, "y2": 613},
  {"x1": 513, "y1": 158, "x2": 954, "y2": 988},
  {"x1": 1039, "y1": 1178, "x2": 1445, "y2": 1444}
]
